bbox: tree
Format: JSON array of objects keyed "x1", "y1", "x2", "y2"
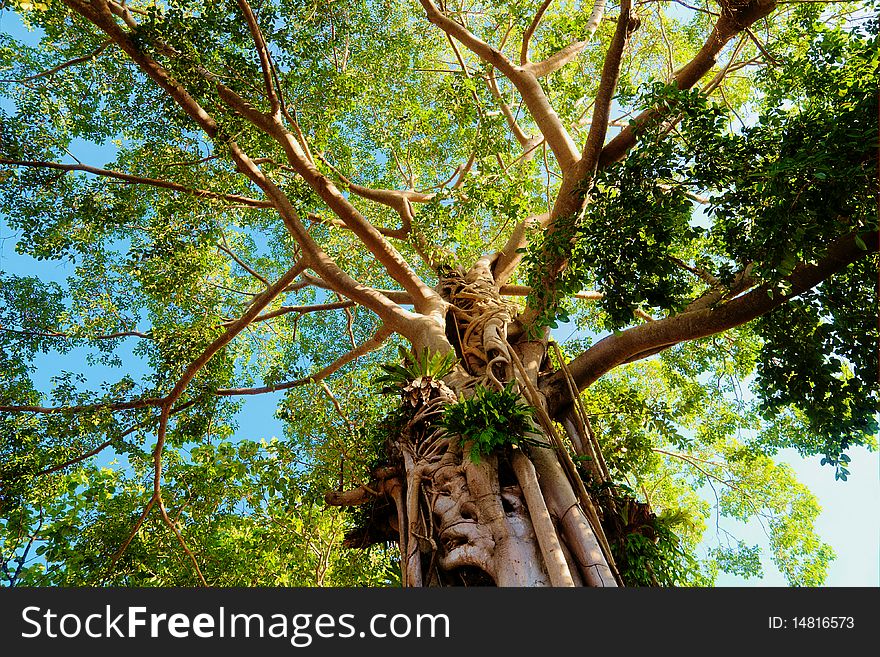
[{"x1": 0, "y1": 0, "x2": 876, "y2": 587}]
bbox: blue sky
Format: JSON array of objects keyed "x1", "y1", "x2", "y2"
[{"x1": 1, "y1": 7, "x2": 877, "y2": 587}]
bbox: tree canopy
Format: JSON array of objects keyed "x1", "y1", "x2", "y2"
[{"x1": 0, "y1": 0, "x2": 876, "y2": 587}]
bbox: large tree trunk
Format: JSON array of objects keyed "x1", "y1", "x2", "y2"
[{"x1": 327, "y1": 257, "x2": 620, "y2": 587}]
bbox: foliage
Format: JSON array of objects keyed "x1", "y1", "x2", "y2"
[
  {"x1": 0, "y1": 0, "x2": 874, "y2": 587},
  {"x1": 440, "y1": 383, "x2": 537, "y2": 463},
  {"x1": 611, "y1": 505, "x2": 710, "y2": 587},
  {"x1": 374, "y1": 346, "x2": 458, "y2": 395},
  {"x1": 1, "y1": 439, "x2": 398, "y2": 586},
  {"x1": 580, "y1": 352, "x2": 837, "y2": 586}
]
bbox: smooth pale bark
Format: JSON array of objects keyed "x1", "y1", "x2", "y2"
[{"x1": 512, "y1": 448, "x2": 576, "y2": 587}]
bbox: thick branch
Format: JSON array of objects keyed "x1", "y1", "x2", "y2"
[
  {"x1": 579, "y1": 0, "x2": 635, "y2": 178},
  {"x1": 548, "y1": 0, "x2": 636, "y2": 224},
  {"x1": 545, "y1": 231, "x2": 877, "y2": 414},
  {"x1": 525, "y1": 1, "x2": 607, "y2": 77},
  {"x1": 418, "y1": 0, "x2": 579, "y2": 171},
  {"x1": 598, "y1": 0, "x2": 778, "y2": 169},
  {"x1": 491, "y1": 212, "x2": 551, "y2": 285}
]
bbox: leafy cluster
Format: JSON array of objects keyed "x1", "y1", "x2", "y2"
[
  {"x1": 590, "y1": 482, "x2": 708, "y2": 587},
  {"x1": 755, "y1": 260, "x2": 879, "y2": 475},
  {"x1": 373, "y1": 346, "x2": 458, "y2": 395},
  {"x1": 523, "y1": 16, "x2": 878, "y2": 333},
  {"x1": 440, "y1": 383, "x2": 537, "y2": 463},
  {"x1": 611, "y1": 508, "x2": 709, "y2": 587}
]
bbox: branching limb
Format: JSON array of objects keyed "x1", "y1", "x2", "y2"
[
  {"x1": 60, "y1": 0, "x2": 419, "y2": 337},
  {"x1": 418, "y1": 0, "x2": 580, "y2": 171},
  {"x1": 211, "y1": 71, "x2": 441, "y2": 314},
  {"x1": 157, "y1": 495, "x2": 208, "y2": 586},
  {"x1": 165, "y1": 262, "x2": 307, "y2": 403},
  {"x1": 103, "y1": 259, "x2": 307, "y2": 583},
  {"x1": 598, "y1": 0, "x2": 779, "y2": 169},
  {"x1": 552, "y1": 0, "x2": 637, "y2": 220},
  {"x1": 524, "y1": 0, "x2": 607, "y2": 78},
  {"x1": 317, "y1": 154, "x2": 436, "y2": 239}
]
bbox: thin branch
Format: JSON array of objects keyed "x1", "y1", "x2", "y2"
[
  {"x1": 486, "y1": 69, "x2": 534, "y2": 149},
  {"x1": 0, "y1": 326, "x2": 150, "y2": 341},
  {"x1": 157, "y1": 496, "x2": 208, "y2": 586},
  {"x1": 218, "y1": 238, "x2": 270, "y2": 286},
  {"x1": 0, "y1": 39, "x2": 113, "y2": 83},
  {"x1": 338, "y1": 293, "x2": 358, "y2": 349},
  {"x1": 320, "y1": 380, "x2": 356, "y2": 429},
  {"x1": 520, "y1": 0, "x2": 554, "y2": 65},
  {"x1": 0, "y1": 159, "x2": 273, "y2": 208},
  {"x1": 216, "y1": 324, "x2": 392, "y2": 396},
  {"x1": 0, "y1": 398, "x2": 162, "y2": 414},
  {"x1": 499, "y1": 285, "x2": 602, "y2": 300},
  {"x1": 107, "y1": 496, "x2": 156, "y2": 575},
  {"x1": 37, "y1": 437, "x2": 117, "y2": 477},
  {"x1": 236, "y1": 0, "x2": 281, "y2": 116},
  {"x1": 240, "y1": 299, "x2": 357, "y2": 325},
  {"x1": 743, "y1": 26, "x2": 781, "y2": 66},
  {"x1": 656, "y1": 3, "x2": 675, "y2": 80},
  {"x1": 166, "y1": 261, "x2": 307, "y2": 404}
]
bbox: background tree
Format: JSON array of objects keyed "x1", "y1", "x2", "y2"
[{"x1": 0, "y1": 0, "x2": 876, "y2": 586}]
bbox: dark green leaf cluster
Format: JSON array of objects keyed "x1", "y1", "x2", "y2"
[
  {"x1": 439, "y1": 383, "x2": 537, "y2": 463},
  {"x1": 602, "y1": 494, "x2": 708, "y2": 587},
  {"x1": 754, "y1": 257, "x2": 879, "y2": 473},
  {"x1": 523, "y1": 17, "x2": 878, "y2": 332}
]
